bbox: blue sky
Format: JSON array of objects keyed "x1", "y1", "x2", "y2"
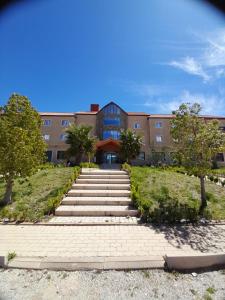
[{"x1": 0, "y1": 0, "x2": 225, "y2": 115}]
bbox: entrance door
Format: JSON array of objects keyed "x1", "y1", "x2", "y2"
[{"x1": 104, "y1": 152, "x2": 118, "y2": 164}]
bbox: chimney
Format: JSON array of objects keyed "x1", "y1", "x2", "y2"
[{"x1": 90, "y1": 104, "x2": 99, "y2": 112}]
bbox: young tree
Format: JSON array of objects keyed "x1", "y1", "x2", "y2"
[
  {"x1": 120, "y1": 129, "x2": 142, "y2": 164},
  {"x1": 83, "y1": 136, "x2": 96, "y2": 163},
  {"x1": 0, "y1": 94, "x2": 46, "y2": 205},
  {"x1": 171, "y1": 103, "x2": 225, "y2": 213},
  {"x1": 65, "y1": 124, "x2": 95, "y2": 163}
]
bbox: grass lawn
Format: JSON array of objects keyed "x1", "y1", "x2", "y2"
[
  {"x1": 131, "y1": 167, "x2": 225, "y2": 221},
  {"x1": 0, "y1": 167, "x2": 79, "y2": 222}
]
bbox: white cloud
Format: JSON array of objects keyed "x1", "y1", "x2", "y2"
[
  {"x1": 144, "y1": 90, "x2": 225, "y2": 116},
  {"x1": 169, "y1": 57, "x2": 210, "y2": 82},
  {"x1": 168, "y1": 29, "x2": 225, "y2": 82}
]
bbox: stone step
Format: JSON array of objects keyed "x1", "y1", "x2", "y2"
[
  {"x1": 71, "y1": 183, "x2": 130, "y2": 190},
  {"x1": 67, "y1": 190, "x2": 131, "y2": 197},
  {"x1": 81, "y1": 170, "x2": 127, "y2": 175},
  {"x1": 49, "y1": 216, "x2": 140, "y2": 225},
  {"x1": 79, "y1": 174, "x2": 129, "y2": 179},
  {"x1": 76, "y1": 178, "x2": 130, "y2": 184},
  {"x1": 61, "y1": 196, "x2": 132, "y2": 205},
  {"x1": 55, "y1": 205, "x2": 138, "y2": 217}
]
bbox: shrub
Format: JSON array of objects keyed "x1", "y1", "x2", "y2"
[
  {"x1": 45, "y1": 166, "x2": 80, "y2": 215},
  {"x1": 80, "y1": 162, "x2": 99, "y2": 168},
  {"x1": 121, "y1": 162, "x2": 132, "y2": 174},
  {"x1": 139, "y1": 186, "x2": 199, "y2": 223},
  {"x1": 214, "y1": 177, "x2": 219, "y2": 183}
]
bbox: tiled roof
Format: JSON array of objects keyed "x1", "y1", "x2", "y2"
[
  {"x1": 127, "y1": 112, "x2": 149, "y2": 116},
  {"x1": 39, "y1": 112, "x2": 75, "y2": 116},
  {"x1": 75, "y1": 111, "x2": 98, "y2": 115},
  {"x1": 149, "y1": 114, "x2": 225, "y2": 119}
]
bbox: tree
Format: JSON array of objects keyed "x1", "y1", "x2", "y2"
[
  {"x1": 120, "y1": 129, "x2": 142, "y2": 163},
  {"x1": 171, "y1": 103, "x2": 225, "y2": 213},
  {"x1": 83, "y1": 136, "x2": 96, "y2": 163},
  {"x1": 0, "y1": 94, "x2": 46, "y2": 205},
  {"x1": 65, "y1": 124, "x2": 96, "y2": 163}
]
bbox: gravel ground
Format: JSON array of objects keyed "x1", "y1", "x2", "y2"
[{"x1": 0, "y1": 268, "x2": 225, "y2": 300}]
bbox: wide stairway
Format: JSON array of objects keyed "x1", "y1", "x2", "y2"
[{"x1": 49, "y1": 169, "x2": 139, "y2": 225}]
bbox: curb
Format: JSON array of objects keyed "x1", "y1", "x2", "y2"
[
  {"x1": 7, "y1": 255, "x2": 164, "y2": 271},
  {"x1": 165, "y1": 253, "x2": 225, "y2": 270}
]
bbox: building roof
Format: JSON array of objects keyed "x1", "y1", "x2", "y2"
[
  {"x1": 148, "y1": 114, "x2": 225, "y2": 119},
  {"x1": 75, "y1": 111, "x2": 98, "y2": 115},
  {"x1": 39, "y1": 112, "x2": 75, "y2": 116},
  {"x1": 127, "y1": 112, "x2": 150, "y2": 116}
]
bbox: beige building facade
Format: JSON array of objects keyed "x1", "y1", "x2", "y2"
[{"x1": 40, "y1": 101, "x2": 225, "y2": 166}]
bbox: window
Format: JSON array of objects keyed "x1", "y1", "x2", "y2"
[
  {"x1": 216, "y1": 153, "x2": 224, "y2": 162},
  {"x1": 103, "y1": 117, "x2": 120, "y2": 126},
  {"x1": 43, "y1": 120, "x2": 52, "y2": 126},
  {"x1": 103, "y1": 130, "x2": 120, "y2": 140},
  {"x1": 103, "y1": 103, "x2": 121, "y2": 115},
  {"x1": 61, "y1": 120, "x2": 70, "y2": 127},
  {"x1": 155, "y1": 122, "x2": 162, "y2": 128},
  {"x1": 43, "y1": 134, "x2": 50, "y2": 141},
  {"x1": 137, "y1": 152, "x2": 145, "y2": 160},
  {"x1": 156, "y1": 135, "x2": 162, "y2": 142},
  {"x1": 57, "y1": 151, "x2": 66, "y2": 160},
  {"x1": 133, "y1": 122, "x2": 141, "y2": 129},
  {"x1": 60, "y1": 133, "x2": 67, "y2": 141},
  {"x1": 45, "y1": 151, "x2": 52, "y2": 162}
]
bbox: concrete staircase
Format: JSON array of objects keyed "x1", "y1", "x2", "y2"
[{"x1": 50, "y1": 169, "x2": 139, "y2": 225}]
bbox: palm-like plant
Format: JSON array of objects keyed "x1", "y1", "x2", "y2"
[{"x1": 66, "y1": 125, "x2": 96, "y2": 164}]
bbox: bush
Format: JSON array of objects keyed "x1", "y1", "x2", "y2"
[
  {"x1": 0, "y1": 166, "x2": 81, "y2": 222},
  {"x1": 80, "y1": 162, "x2": 99, "y2": 168},
  {"x1": 121, "y1": 162, "x2": 132, "y2": 174},
  {"x1": 44, "y1": 166, "x2": 80, "y2": 216},
  {"x1": 139, "y1": 186, "x2": 199, "y2": 223}
]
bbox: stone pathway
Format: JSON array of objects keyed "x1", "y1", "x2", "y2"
[
  {"x1": 0, "y1": 224, "x2": 198, "y2": 259},
  {"x1": 1, "y1": 224, "x2": 225, "y2": 270},
  {"x1": 51, "y1": 168, "x2": 139, "y2": 225}
]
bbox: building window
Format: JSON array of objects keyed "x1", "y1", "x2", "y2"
[
  {"x1": 61, "y1": 120, "x2": 70, "y2": 127},
  {"x1": 155, "y1": 122, "x2": 162, "y2": 128},
  {"x1": 57, "y1": 151, "x2": 66, "y2": 160},
  {"x1": 46, "y1": 151, "x2": 52, "y2": 162},
  {"x1": 216, "y1": 153, "x2": 224, "y2": 162},
  {"x1": 103, "y1": 103, "x2": 120, "y2": 115},
  {"x1": 103, "y1": 117, "x2": 120, "y2": 126},
  {"x1": 43, "y1": 120, "x2": 52, "y2": 126},
  {"x1": 103, "y1": 130, "x2": 120, "y2": 140},
  {"x1": 43, "y1": 134, "x2": 50, "y2": 141},
  {"x1": 156, "y1": 135, "x2": 162, "y2": 142},
  {"x1": 137, "y1": 152, "x2": 145, "y2": 160},
  {"x1": 133, "y1": 123, "x2": 141, "y2": 129},
  {"x1": 60, "y1": 133, "x2": 67, "y2": 141}
]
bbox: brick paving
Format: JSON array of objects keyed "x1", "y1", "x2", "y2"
[{"x1": 0, "y1": 225, "x2": 200, "y2": 258}]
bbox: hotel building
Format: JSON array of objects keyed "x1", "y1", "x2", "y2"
[{"x1": 40, "y1": 101, "x2": 225, "y2": 166}]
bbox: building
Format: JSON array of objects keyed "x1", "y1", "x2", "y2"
[{"x1": 40, "y1": 101, "x2": 225, "y2": 166}]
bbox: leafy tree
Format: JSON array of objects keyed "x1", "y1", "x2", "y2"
[
  {"x1": 65, "y1": 124, "x2": 96, "y2": 163},
  {"x1": 171, "y1": 103, "x2": 225, "y2": 213},
  {"x1": 120, "y1": 129, "x2": 142, "y2": 163},
  {"x1": 83, "y1": 136, "x2": 96, "y2": 163},
  {"x1": 0, "y1": 94, "x2": 46, "y2": 205}
]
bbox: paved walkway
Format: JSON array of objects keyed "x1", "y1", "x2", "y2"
[{"x1": 0, "y1": 225, "x2": 204, "y2": 258}]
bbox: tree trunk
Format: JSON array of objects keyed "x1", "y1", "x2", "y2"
[
  {"x1": 199, "y1": 175, "x2": 207, "y2": 214},
  {"x1": 2, "y1": 178, "x2": 13, "y2": 205},
  {"x1": 88, "y1": 153, "x2": 91, "y2": 164}
]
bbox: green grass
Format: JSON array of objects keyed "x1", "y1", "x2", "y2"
[
  {"x1": 0, "y1": 167, "x2": 80, "y2": 222},
  {"x1": 130, "y1": 167, "x2": 225, "y2": 222}
]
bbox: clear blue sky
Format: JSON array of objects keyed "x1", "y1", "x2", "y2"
[{"x1": 0, "y1": 0, "x2": 225, "y2": 115}]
